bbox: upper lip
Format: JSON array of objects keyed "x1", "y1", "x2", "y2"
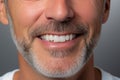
[
  {"x1": 37, "y1": 31, "x2": 87, "y2": 39},
  {"x1": 39, "y1": 32, "x2": 80, "y2": 36},
  {"x1": 33, "y1": 27, "x2": 88, "y2": 38}
]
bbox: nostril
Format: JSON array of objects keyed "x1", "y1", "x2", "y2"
[
  {"x1": 46, "y1": 17, "x2": 53, "y2": 20},
  {"x1": 61, "y1": 17, "x2": 73, "y2": 23},
  {"x1": 46, "y1": 13, "x2": 73, "y2": 22}
]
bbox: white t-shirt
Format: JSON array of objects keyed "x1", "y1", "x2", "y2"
[{"x1": 0, "y1": 69, "x2": 120, "y2": 80}]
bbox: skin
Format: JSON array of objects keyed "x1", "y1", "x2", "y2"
[{"x1": 0, "y1": 0, "x2": 110, "y2": 80}]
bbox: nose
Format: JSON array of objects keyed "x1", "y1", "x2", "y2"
[{"x1": 45, "y1": 0, "x2": 74, "y2": 22}]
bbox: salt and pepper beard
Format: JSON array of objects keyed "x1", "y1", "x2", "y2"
[{"x1": 6, "y1": 6, "x2": 99, "y2": 79}]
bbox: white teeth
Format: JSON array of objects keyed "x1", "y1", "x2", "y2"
[{"x1": 41, "y1": 34, "x2": 75, "y2": 42}]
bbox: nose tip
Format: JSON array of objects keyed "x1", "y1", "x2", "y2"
[{"x1": 45, "y1": 0, "x2": 74, "y2": 22}]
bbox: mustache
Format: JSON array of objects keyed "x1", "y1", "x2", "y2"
[{"x1": 28, "y1": 21, "x2": 89, "y2": 41}]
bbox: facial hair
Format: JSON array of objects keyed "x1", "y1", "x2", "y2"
[{"x1": 7, "y1": 11, "x2": 98, "y2": 78}]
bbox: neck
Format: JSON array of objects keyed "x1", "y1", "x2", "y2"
[{"x1": 14, "y1": 53, "x2": 101, "y2": 80}]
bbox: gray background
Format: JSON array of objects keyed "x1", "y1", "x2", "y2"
[{"x1": 0, "y1": 0, "x2": 120, "y2": 77}]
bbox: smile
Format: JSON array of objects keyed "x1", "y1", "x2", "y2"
[
  {"x1": 35, "y1": 28, "x2": 87, "y2": 49},
  {"x1": 40, "y1": 34, "x2": 76, "y2": 43},
  {"x1": 36, "y1": 33, "x2": 83, "y2": 49}
]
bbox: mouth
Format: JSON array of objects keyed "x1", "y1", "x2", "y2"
[
  {"x1": 35, "y1": 33, "x2": 85, "y2": 55},
  {"x1": 36, "y1": 28, "x2": 87, "y2": 43},
  {"x1": 34, "y1": 27, "x2": 88, "y2": 50},
  {"x1": 32, "y1": 31, "x2": 88, "y2": 58},
  {"x1": 32, "y1": 32, "x2": 87, "y2": 60},
  {"x1": 39, "y1": 33, "x2": 80, "y2": 43},
  {"x1": 35, "y1": 32, "x2": 86, "y2": 50}
]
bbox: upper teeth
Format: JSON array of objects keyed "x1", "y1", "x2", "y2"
[{"x1": 41, "y1": 34, "x2": 75, "y2": 43}]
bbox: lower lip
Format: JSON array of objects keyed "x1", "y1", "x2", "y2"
[{"x1": 36, "y1": 37, "x2": 81, "y2": 50}]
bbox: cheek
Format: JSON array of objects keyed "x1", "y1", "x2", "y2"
[
  {"x1": 81, "y1": 9, "x2": 96, "y2": 22},
  {"x1": 73, "y1": 1, "x2": 102, "y2": 45},
  {"x1": 73, "y1": 1, "x2": 99, "y2": 23},
  {"x1": 8, "y1": 2, "x2": 45, "y2": 38},
  {"x1": 12, "y1": 6, "x2": 43, "y2": 27},
  {"x1": 79, "y1": 7, "x2": 98, "y2": 23}
]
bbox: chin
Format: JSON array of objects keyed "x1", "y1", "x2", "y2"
[{"x1": 27, "y1": 47, "x2": 88, "y2": 78}]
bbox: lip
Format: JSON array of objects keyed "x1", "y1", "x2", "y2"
[{"x1": 36, "y1": 36, "x2": 81, "y2": 50}]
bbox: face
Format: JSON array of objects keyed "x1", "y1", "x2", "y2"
[{"x1": 2, "y1": 0, "x2": 109, "y2": 78}]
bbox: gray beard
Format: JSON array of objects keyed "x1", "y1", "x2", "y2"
[
  {"x1": 7, "y1": 10, "x2": 97, "y2": 79},
  {"x1": 10, "y1": 30, "x2": 94, "y2": 79}
]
